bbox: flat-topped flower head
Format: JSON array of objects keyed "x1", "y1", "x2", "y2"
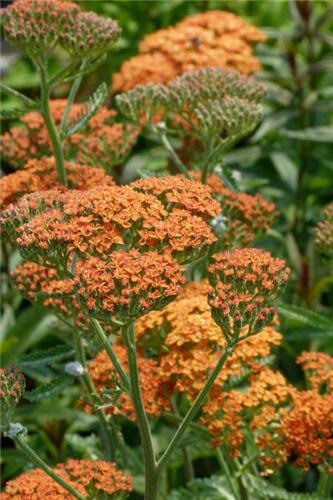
[
  {"x1": 115, "y1": 83, "x2": 168, "y2": 124},
  {"x1": 0, "y1": 158, "x2": 115, "y2": 208},
  {"x1": 112, "y1": 10, "x2": 266, "y2": 92},
  {"x1": 131, "y1": 175, "x2": 220, "y2": 219},
  {"x1": 1, "y1": 181, "x2": 217, "y2": 267},
  {"x1": 1, "y1": 0, "x2": 80, "y2": 61},
  {"x1": 0, "y1": 101, "x2": 138, "y2": 170},
  {"x1": 59, "y1": 11, "x2": 121, "y2": 58},
  {"x1": 0, "y1": 366, "x2": 25, "y2": 432},
  {"x1": 315, "y1": 201, "x2": 333, "y2": 258},
  {"x1": 0, "y1": 459, "x2": 132, "y2": 499},
  {"x1": 208, "y1": 248, "x2": 290, "y2": 342},
  {"x1": 76, "y1": 249, "x2": 185, "y2": 323}
]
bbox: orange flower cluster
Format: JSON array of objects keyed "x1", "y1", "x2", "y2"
[
  {"x1": 112, "y1": 10, "x2": 266, "y2": 92},
  {"x1": 84, "y1": 345, "x2": 166, "y2": 419},
  {"x1": 1, "y1": 179, "x2": 218, "y2": 267},
  {"x1": 201, "y1": 366, "x2": 291, "y2": 457},
  {"x1": 0, "y1": 100, "x2": 138, "y2": 170},
  {"x1": 131, "y1": 175, "x2": 220, "y2": 218},
  {"x1": 297, "y1": 351, "x2": 333, "y2": 392},
  {"x1": 2, "y1": 0, "x2": 120, "y2": 64},
  {"x1": 135, "y1": 281, "x2": 287, "y2": 461},
  {"x1": 0, "y1": 459, "x2": 132, "y2": 499},
  {"x1": 277, "y1": 390, "x2": 333, "y2": 473},
  {"x1": 208, "y1": 248, "x2": 290, "y2": 341},
  {"x1": 76, "y1": 249, "x2": 185, "y2": 323},
  {"x1": 0, "y1": 157, "x2": 115, "y2": 208},
  {"x1": 315, "y1": 201, "x2": 333, "y2": 258}
]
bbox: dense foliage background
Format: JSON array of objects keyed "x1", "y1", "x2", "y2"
[{"x1": 1, "y1": 0, "x2": 333, "y2": 498}]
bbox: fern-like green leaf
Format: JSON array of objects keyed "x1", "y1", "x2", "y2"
[
  {"x1": 24, "y1": 375, "x2": 74, "y2": 402},
  {"x1": 61, "y1": 82, "x2": 107, "y2": 138},
  {"x1": 17, "y1": 345, "x2": 74, "y2": 370},
  {"x1": 243, "y1": 474, "x2": 321, "y2": 500},
  {"x1": 168, "y1": 475, "x2": 234, "y2": 500}
]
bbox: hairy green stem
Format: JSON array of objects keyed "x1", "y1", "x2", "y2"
[
  {"x1": 216, "y1": 447, "x2": 240, "y2": 500},
  {"x1": 73, "y1": 328, "x2": 115, "y2": 461},
  {"x1": 158, "y1": 344, "x2": 234, "y2": 470},
  {"x1": 14, "y1": 434, "x2": 85, "y2": 500},
  {"x1": 90, "y1": 318, "x2": 130, "y2": 392},
  {"x1": 39, "y1": 65, "x2": 67, "y2": 186},
  {"x1": 123, "y1": 322, "x2": 159, "y2": 500}
]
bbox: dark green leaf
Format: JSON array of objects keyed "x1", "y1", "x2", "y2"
[
  {"x1": 24, "y1": 375, "x2": 74, "y2": 402},
  {"x1": 17, "y1": 345, "x2": 74, "y2": 369}
]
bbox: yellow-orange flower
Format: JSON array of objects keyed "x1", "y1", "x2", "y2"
[
  {"x1": 112, "y1": 11, "x2": 266, "y2": 92},
  {"x1": 0, "y1": 459, "x2": 132, "y2": 499}
]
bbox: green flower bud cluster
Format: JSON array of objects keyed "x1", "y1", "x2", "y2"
[
  {"x1": 208, "y1": 248, "x2": 290, "y2": 343},
  {"x1": 0, "y1": 366, "x2": 25, "y2": 433},
  {"x1": 116, "y1": 67, "x2": 265, "y2": 153},
  {"x1": 2, "y1": 0, "x2": 120, "y2": 64}
]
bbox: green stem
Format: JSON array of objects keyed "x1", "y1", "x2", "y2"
[
  {"x1": 216, "y1": 448, "x2": 240, "y2": 500},
  {"x1": 73, "y1": 328, "x2": 115, "y2": 461},
  {"x1": 171, "y1": 398, "x2": 194, "y2": 483},
  {"x1": 123, "y1": 322, "x2": 159, "y2": 500},
  {"x1": 39, "y1": 65, "x2": 67, "y2": 186},
  {"x1": 158, "y1": 344, "x2": 234, "y2": 470},
  {"x1": 90, "y1": 318, "x2": 130, "y2": 392},
  {"x1": 14, "y1": 434, "x2": 86, "y2": 500},
  {"x1": 60, "y1": 59, "x2": 86, "y2": 138},
  {"x1": 157, "y1": 129, "x2": 192, "y2": 180}
]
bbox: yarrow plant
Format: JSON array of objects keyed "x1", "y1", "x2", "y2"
[{"x1": 1, "y1": 2, "x2": 332, "y2": 500}]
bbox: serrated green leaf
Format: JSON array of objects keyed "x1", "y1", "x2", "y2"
[
  {"x1": 24, "y1": 375, "x2": 74, "y2": 402},
  {"x1": 277, "y1": 304, "x2": 333, "y2": 331},
  {"x1": 61, "y1": 82, "x2": 107, "y2": 138},
  {"x1": 17, "y1": 345, "x2": 74, "y2": 369}
]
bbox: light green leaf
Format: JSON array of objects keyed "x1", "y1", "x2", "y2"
[
  {"x1": 270, "y1": 152, "x2": 298, "y2": 192},
  {"x1": 281, "y1": 126, "x2": 333, "y2": 142}
]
